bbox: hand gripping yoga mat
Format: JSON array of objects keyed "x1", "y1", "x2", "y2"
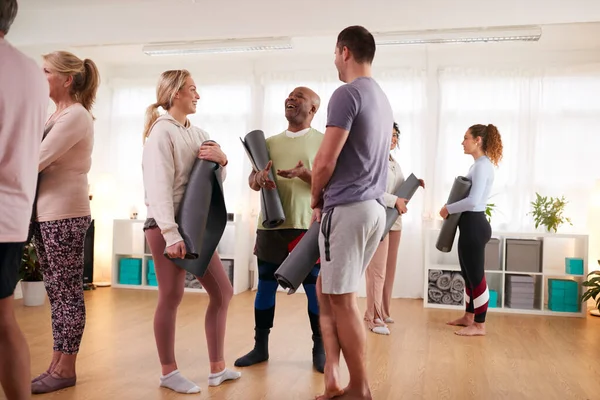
[
  {"x1": 240, "y1": 130, "x2": 286, "y2": 228},
  {"x1": 274, "y1": 221, "x2": 321, "y2": 294},
  {"x1": 165, "y1": 157, "x2": 227, "y2": 277},
  {"x1": 381, "y1": 173, "x2": 422, "y2": 240},
  {"x1": 435, "y1": 176, "x2": 471, "y2": 253}
]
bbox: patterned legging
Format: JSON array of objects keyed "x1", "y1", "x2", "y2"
[{"x1": 32, "y1": 216, "x2": 90, "y2": 355}]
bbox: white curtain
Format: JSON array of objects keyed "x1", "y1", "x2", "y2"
[
  {"x1": 101, "y1": 65, "x2": 600, "y2": 299},
  {"x1": 434, "y1": 68, "x2": 600, "y2": 233}
]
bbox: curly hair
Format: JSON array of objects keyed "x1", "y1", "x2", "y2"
[{"x1": 469, "y1": 124, "x2": 503, "y2": 166}]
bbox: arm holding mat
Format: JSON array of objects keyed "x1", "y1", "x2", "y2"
[
  {"x1": 240, "y1": 130, "x2": 286, "y2": 228},
  {"x1": 435, "y1": 176, "x2": 471, "y2": 253},
  {"x1": 380, "y1": 173, "x2": 422, "y2": 240},
  {"x1": 274, "y1": 221, "x2": 321, "y2": 294}
]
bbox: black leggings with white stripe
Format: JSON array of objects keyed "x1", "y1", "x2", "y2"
[{"x1": 457, "y1": 211, "x2": 492, "y2": 323}]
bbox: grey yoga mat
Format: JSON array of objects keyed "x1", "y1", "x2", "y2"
[
  {"x1": 435, "y1": 176, "x2": 472, "y2": 253},
  {"x1": 164, "y1": 156, "x2": 227, "y2": 277},
  {"x1": 274, "y1": 221, "x2": 320, "y2": 294},
  {"x1": 240, "y1": 130, "x2": 286, "y2": 228},
  {"x1": 381, "y1": 173, "x2": 422, "y2": 240}
]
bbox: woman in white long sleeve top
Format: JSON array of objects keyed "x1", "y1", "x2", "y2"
[{"x1": 364, "y1": 123, "x2": 424, "y2": 334}]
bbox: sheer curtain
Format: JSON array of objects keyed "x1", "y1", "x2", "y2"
[
  {"x1": 109, "y1": 83, "x2": 253, "y2": 217},
  {"x1": 434, "y1": 68, "x2": 600, "y2": 233}
]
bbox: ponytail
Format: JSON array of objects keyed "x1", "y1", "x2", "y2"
[
  {"x1": 143, "y1": 103, "x2": 161, "y2": 143},
  {"x1": 77, "y1": 59, "x2": 100, "y2": 117},
  {"x1": 483, "y1": 124, "x2": 503, "y2": 166}
]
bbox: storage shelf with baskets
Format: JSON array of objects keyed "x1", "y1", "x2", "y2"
[
  {"x1": 111, "y1": 217, "x2": 247, "y2": 294},
  {"x1": 424, "y1": 226, "x2": 588, "y2": 317}
]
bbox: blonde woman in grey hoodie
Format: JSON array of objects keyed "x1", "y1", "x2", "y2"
[{"x1": 141, "y1": 69, "x2": 240, "y2": 394}]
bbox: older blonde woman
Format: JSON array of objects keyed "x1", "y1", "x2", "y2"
[
  {"x1": 364, "y1": 123, "x2": 424, "y2": 334},
  {"x1": 31, "y1": 51, "x2": 100, "y2": 393}
]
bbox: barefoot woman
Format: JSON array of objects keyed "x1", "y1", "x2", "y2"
[{"x1": 439, "y1": 124, "x2": 503, "y2": 337}]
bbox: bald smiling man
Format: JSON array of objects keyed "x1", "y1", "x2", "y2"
[{"x1": 235, "y1": 87, "x2": 326, "y2": 373}]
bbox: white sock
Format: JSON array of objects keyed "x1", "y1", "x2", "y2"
[
  {"x1": 384, "y1": 317, "x2": 395, "y2": 324},
  {"x1": 372, "y1": 326, "x2": 391, "y2": 335},
  {"x1": 208, "y1": 368, "x2": 241, "y2": 387},
  {"x1": 160, "y1": 370, "x2": 201, "y2": 394}
]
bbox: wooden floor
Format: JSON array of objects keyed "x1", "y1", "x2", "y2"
[{"x1": 4, "y1": 288, "x2": 600, "y2": 400}]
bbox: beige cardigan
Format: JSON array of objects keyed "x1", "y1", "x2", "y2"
[{"x1": 37, "y1": 103, "x2": 93, "y2": 222}]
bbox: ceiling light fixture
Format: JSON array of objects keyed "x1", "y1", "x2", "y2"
[
  {"x1": 374, "y1": 25, "x2": 542, "y2": 46},
  {"x1": 142, "y1": 37, "x2": 293, "y2": 56}
]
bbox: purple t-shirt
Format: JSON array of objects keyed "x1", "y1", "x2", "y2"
[{"x1": 323, "y1": 77, "x2": 393, "y2": 213}]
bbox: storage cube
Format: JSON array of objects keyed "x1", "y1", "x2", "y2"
[
  {"x1": 484, "y1": 238, "x2": 501, "y2": 271},
  {"x1": 119, "y1": 258, "x2": 142, "y2": 285},
  {"x1": 506, "y1": 239, "x2": 543, "y2": 273},
  {"x1": 489, "y1": 290, "x2": 498, "y2": 308},
  {"x1": 548, "y1": 278, "x2": 580, "y2": 312},
  {"x1": 565, "y1": 258, "x2": 584, "y2": 275}
]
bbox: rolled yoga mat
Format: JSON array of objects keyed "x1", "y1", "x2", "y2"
[
  {"x1": 435, "y1": 176, "x2": 472, "y2": 253},
  {"x1": 381, "y1": 173, "x2": 422, "y2": 241},
  {"x1": 240, "y1": 130, "x2": 286, "y2": 228},
  {"x1": 274, "y1": 221, "x2": 321, "y2": 294},
  {"x1": 164, "y1": 157, "x2": 227, "y2": 277}
]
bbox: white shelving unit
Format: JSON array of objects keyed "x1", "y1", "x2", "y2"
[
  {"x1": 424, "y1": 225, "x2": 589, "y2": 318},
  {"x1": 111, "y1": 215, "x2": 250, "y2": 294}
]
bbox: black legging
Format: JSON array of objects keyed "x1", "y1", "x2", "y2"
[{"x1": 457, "y1": 211, "x2": 492, "y2": 323}]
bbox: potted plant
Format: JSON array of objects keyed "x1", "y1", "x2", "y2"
[
  {"x1": 19, "y1": 242, "x2": 46, "y2": 307},
  {"x1": 485, "y1": 202, "x2": 496, "y2": 223},
  {"x1": 581, "y1": 261, "x2": 600, "y2": 317},
  {"x1": 528, "y1": 192, "x2": 572, "y2": 233}
]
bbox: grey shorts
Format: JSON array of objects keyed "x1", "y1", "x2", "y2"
[{"x1": 318, "y1": 199, "x2": 385, "y2": 295}]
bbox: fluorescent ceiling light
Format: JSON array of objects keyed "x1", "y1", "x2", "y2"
[
  {"x1": 374, "y1": 25, "x2": 542, "y2": 46},
  {"x1": 142, "y1": 37, "x2": 293, "y2": 56}
]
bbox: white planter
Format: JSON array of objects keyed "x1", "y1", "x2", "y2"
[{"x1": 20, "y1": 281, "x2": 46, "y2": 307}]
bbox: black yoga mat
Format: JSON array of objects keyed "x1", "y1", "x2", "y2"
[
  {"x1": 164, "y1": 157, "x2": 227, "y2": 277},
  {"x1": 240, "y1": 130, "x2": 285, "y2": 228},
  {"x1": 381, "y1": 173, "x2": 422, "y2": 240},
  {"x1": 274, "y1": 221, "x2": 320, "y2": 294},
  {"x1": 435, "y1": 176, "x2": 472, "y2": 253}
]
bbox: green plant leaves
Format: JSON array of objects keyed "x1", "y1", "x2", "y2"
[{"x1": 528, "y1": 192, "x2": 573, "y2": 232}]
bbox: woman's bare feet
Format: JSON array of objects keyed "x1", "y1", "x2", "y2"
[
  {"x1": 446, "y1": 313, "x2": 474, "y2": 327},
  {"x1": 316, "y1": 364, "x2": 344, "y2": 400},
  {"x1": 337, "y1": 385, "x2": 372, "y2": 399},
  {"x1": 455, "y1": 322, "x2": 486, "y2": 336}
]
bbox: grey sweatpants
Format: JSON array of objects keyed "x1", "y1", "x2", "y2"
[{"x1": 318, "y1": 199, "x2": 386, "y2": 295}]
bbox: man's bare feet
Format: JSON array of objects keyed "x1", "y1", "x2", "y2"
[
  {"x1": 455, "y1": 323, "x2": 486, "y2": 336},
  {"x1": 316, "y1": 365, "x2": 344, "y2": 400},
  {"x1": 446, "y1": 313, "x2": 474, "y2": 327}
]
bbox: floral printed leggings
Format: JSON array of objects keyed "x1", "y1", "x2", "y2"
[{"x1": 32, "y1": 216, "x2": 91, "y2": 355}]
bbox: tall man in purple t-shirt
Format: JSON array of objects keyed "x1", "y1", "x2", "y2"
[{"x1": 311, "y1": 25, "x2": 395, "y2": 400}]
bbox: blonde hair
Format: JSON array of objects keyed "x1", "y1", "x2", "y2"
[
  {"x1": 43, "y1": 51, "x2": 100, "y2": 117},
  {"x1": 142, "y1": 69, "x2": 191, "y2": 142}
]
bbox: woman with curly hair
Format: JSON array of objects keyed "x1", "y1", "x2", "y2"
[{"x1": 439, "y1": 124, "x2": 503, "y2": 337}]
